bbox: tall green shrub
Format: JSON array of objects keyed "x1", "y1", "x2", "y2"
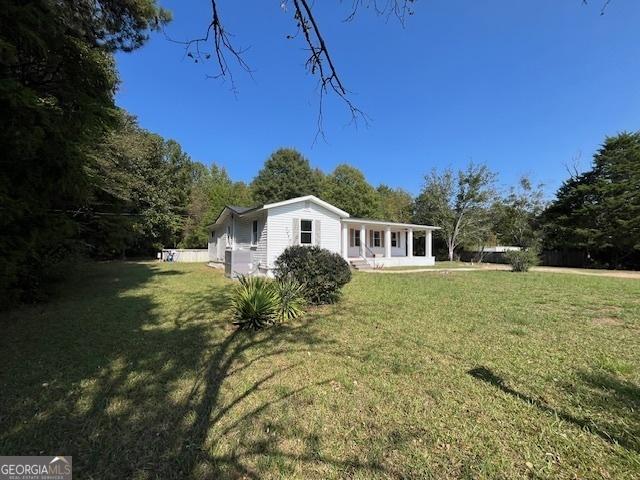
[
  {"x1": 274, "y1": 246, "x2": 352, "y2": 305},
  {"x1": 505, "y1": 248, "x2": 539, "y2": 272}
]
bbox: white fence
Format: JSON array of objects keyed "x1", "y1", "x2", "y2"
[{"x1": 160, "y1": 249, "x2": 209, "y2": 263}]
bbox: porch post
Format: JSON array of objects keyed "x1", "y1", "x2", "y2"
[
  {"x1": 341, "y1": 223, "x2": 349, "y2": 259},
  {"x1": 407, "y1": 228, "x2": 413, "y2": 258},
  {"x1": 359, "y1": 224, "x2": 366, "y2": 257},
  {"x1": 384, "y1": 226, "x2": 391, "y2": 258},
  {"x1": 426, "y1": 229, "x2": 432, "y2": 258}
]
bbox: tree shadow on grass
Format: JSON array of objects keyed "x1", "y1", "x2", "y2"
[
  {"x1": 468, "y1": 366, "x2": 640, "y2": 453},
  {"x1": 0, "y1": 262, "x2": 390, "y2": 478}
]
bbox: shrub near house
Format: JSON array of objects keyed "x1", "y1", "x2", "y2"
[
  {"x1": 275, "y1": 246, "x2": 352, "y2": 305},
  {"x1": 230, "y1": 275, "x2": 306, "y2": 330}
]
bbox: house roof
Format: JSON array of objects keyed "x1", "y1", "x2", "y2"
[
  {"x1": 208, "y1": 205, "x2": 262, "y2": 227},
  {"x1": 227, "y1": 205, "x2": 257, "y2": 214},
  {"x1": 342, "y1": 218, "x2": 440, "y2": 230},
  {"x1": 208, "y1": 195, "x2": 350, "y2": 227},
  {"x1": 207, "y1": 195, "x2": 438, "y2": 230},
  {"x1": 263, "y1": 195, "x2": 350, "y2": 218}
]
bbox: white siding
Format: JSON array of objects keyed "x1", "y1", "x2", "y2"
[
  {"x1": 266, "y1": 201, "x2": 342, "y2": 268},
  {"x1": 233, "y1": 212, "x2": 268, "y2": 271},
  {"x1": 255, "y1": 215, "x2": 268, "y2": 268},
  {"x1": 208, "y1": 212, "x2": 268, "y2": 271},
  {"x1": 208, "y1": 217, "x2": 231, "y2": 262}
]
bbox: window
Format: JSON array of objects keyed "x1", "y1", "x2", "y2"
[
  {"x1": 371, "y1": 230, "x2": 382, "y2": 247},
  {"x1": 368, "y1": 230, "x2": 385, "y2": 248},
  {"x1": 226, "y1": 225, "x2": 232, "y2": 247},
  {"x1": 350, "y1": 228, "x2": 360, "y2": 247},
  {"x1": 251, "y1": 220, "x2": 259, "y2": 245},
  {"x1": 300, "y1": 219, "x2": 313, "y2": 244},
  {"x1": 391, "y1": 232, "x2": 398, "y2": 247}
]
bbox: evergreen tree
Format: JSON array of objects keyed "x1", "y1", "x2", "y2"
[
  {"x1": 542, "y1": 132, "x2": 640, "y2": 267},
  {"x1": 0, "y1": 0, "x2": 169, "y2": 303}
]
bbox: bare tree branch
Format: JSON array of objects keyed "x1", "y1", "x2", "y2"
[
  {"x1": 342, "y1": 0, "x2": 416, "y2": 24},
  {"x1": 582, "y1": 0, "x2": 613, "y2": 15},
  {"x1": 165, "y1": 0, "x2": 253, "y2": 95},
  {"x1": 168, "y1": 1, "x2": 417, "y2": 140},
  {"x1": 564, "y1": 151, "x2": 583, "y2": 181},
  {"x1": 164, "y1": 1, "x2": 616, "y2": 140},
  {"x1": 290, "y1": 0, "x2": 370, "y2": 143}
]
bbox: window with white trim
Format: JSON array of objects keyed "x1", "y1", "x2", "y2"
[
  {"x1": 300, "y1": 219, "x2": 313, "y2": 244},
  {"x1": 226, "y1": 225, "x2": 232, "y2": 247},
  {"x1": 350, "y1": 228, "x2": 360, "y2": 247},
  {"x1": 372, "y1": 230, "x2": 382, "y2": 247},
  {"x1": 251, "y1": 220, "x2": 259, "y2": 245},
  {"x1": 391, "y1": 231, "x2": 398, "y2": 247}
]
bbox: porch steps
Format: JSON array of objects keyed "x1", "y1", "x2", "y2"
[{"x1": 349, "y1": 259, "x2": 372, "y2": 271}]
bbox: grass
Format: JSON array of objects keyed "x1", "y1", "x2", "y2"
[
  {"x1": 1, "y1": 262, "x2": 639, "y2": 479},
  {"x1": 379, "y1": 261, "x2": 478, "y2": 270}
]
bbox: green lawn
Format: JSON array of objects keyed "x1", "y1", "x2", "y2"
[
  {"x1": 380, "y1": 261, "x2": 478, "y2": 270},
  {"x1": 1, "y1": 262, "x2": 639, "y2": 479}
]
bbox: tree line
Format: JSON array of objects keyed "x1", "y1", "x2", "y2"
[
  {"x1": 179, "y1": 135, "x2": 640, "y2": 272},
  {"x1": 151, "y1": 133, "x2": 639, "y2": 274}
]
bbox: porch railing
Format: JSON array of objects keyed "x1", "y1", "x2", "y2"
[{"x1": 363, "y1": 244, "x2": 377, "y2": 269}]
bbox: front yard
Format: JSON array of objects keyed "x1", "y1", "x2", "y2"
[{"x1": 1, "y1": 262, "x2": 639, "y2": 479}]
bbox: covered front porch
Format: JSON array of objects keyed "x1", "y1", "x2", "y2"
[{"x1": 341, "y1": 219, "x2": 437, "y2": 268}]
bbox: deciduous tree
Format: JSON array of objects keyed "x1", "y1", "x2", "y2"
[
  {"x1": 414, "y1": 164, "x2": 495, "y2": 261},
  {"x1": 377, "y1": 185, "x2": 414, "y2": 223},
  {"x1": 322, "y1": 165, "x2": 380, "y2": 218},
  {"x1": 492, "y1": 177, "x2": 545, "y2": 248},
  {"x1": 251, "y1": 148, "x2": 323, "y2": 204},
  {"x1": 85, "y1": 112, "x2": 198, "y2": 256},
  {"x1": 182, "y1": 165, "x2": 253, "y2": 248}
]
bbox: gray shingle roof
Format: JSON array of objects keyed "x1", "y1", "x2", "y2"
[{"x1": 227, "y1": 205, "x2": 256, "y2": 214}]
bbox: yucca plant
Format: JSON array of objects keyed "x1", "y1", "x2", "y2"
[
  {"x1": 230, "y1": 275, "x2": 279, "y2": 329},
  {"x1": 275, "y1": 277, "x2": 306, "y2": 322}
]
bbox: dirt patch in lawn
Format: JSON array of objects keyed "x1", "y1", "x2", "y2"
[{"x1": 592, "y1": 317, "x2": 623, "y2": 326}]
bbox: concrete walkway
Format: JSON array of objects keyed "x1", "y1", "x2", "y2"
[{"x1": 366, "y1": 264, "x2": 640, "y2": 279}]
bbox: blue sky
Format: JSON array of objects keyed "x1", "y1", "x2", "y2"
[{"x1": 115, "y1": 0, "x2": 640, "y2": 198}]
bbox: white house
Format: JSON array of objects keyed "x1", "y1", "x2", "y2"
[{"x1": 207, "y1": 195, "x2": 438, "y2": 276}]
